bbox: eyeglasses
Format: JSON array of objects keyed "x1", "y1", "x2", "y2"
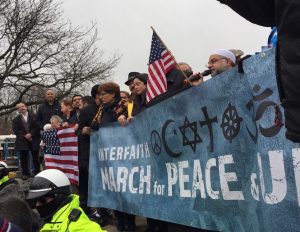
[{"x1": 206, "y1": 57, "x2": 227, "y2": 66}]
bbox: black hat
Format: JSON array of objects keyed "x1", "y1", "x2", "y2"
[{"x1": 125, "y1": 72, "x2": 140, "y2": 86}]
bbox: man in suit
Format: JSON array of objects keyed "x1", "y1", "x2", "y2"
[{"x1": 12, "y1": 102, "x2": 41, "y2": 179}]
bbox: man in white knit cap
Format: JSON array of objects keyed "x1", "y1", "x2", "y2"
[{"x1": 207, "y1": 49, "x2": 236, "y2": 77}]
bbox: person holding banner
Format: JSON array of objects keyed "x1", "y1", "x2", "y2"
[
  {"x1": 125, "y1": 72, "x2": 140, "y2": 94},
  {"x1": 91, "y1": 82, "x2": 127, "y2": 130},
  {"x1": 131, "y1": 74, "x2": 148, "y2": 117},
  {"x1": 207, "y1": 49, "x2": 236, "y2": 77},
  {"x1": 118, "y1": 73, "x2": 148, "y2": 127},
  {"x1": 78, "y1": 85, "x2": 109, "y2": 224},
  {"x1": 91, "y1": 82, "x2": 135, "y2": 231},
  {"x1": 120, "y1": 91, "x2": 130, "y2": 103}
]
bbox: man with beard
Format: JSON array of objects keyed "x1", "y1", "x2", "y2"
[{"x1": 207, "y1": 49, "x2": 236, "y2": 77}]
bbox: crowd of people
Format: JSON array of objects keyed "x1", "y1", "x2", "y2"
[{"x1": 0, "y1": 49, "x2": 243, "y2": 232}]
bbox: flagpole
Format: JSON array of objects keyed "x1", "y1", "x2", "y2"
[{"x1": 150, "y1": 26, "x2": 192, "y2": 86}]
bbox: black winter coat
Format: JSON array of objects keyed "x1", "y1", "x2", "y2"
[
  {"x1": 218, "y1": 0, "x2": 300, "y2": 142},
  {"x1": 36, "y1": 100, "x2": 62, "y2": 130},
  {"x1": 12, "y1": 111, "x2": 41, "y2": 151},
  {"x1": 91, "y1": 97, "x2": 127, "y2": 130},
  {"x1": 62, "y1": 110, "x2": 79, "y2": 125},
  {"x1": 78, "y1": 102, "x2": 98, "y2": 167}
]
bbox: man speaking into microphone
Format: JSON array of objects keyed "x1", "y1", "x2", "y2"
[
  {"x1": 179, "y1": 49, "x2": 236, "y2": 86},
  {"x1": 207, "y1": 49, "x2": 236, "y2": 77}
]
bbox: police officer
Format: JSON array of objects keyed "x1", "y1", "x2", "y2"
[
  {"x1": 26, "y1": 169, "x2": 106, "y2": 232},
  {"x1": 0, "y1": 161, "x2": 17, "y2": 192}
]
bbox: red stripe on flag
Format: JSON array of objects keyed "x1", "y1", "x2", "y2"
[
  {"x1": 150, "y1": 69, "x2": 165, "y2": 93},
  {"x1": 152, "y1": 61, "x2": 167, "y2": 91},
  {"x1": 147, "y1": 76, "x2": 160, "y2": 97},
  {"x1": 57, "y1": 132, "x2": 76, "y2": 139},
  {"x1": 60, "y1": 142, "x2": 78, "y2": 147},
  {"x1": 44, "y1": 158, "x2": 78, "y2": 166},
  {"x1": 60, "y1": 151, "x2": 78, "y2": 156}
]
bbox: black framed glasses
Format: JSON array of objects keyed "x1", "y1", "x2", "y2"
[{"x1": 207, "y1": 57, "x2": 227, "y2": 66}]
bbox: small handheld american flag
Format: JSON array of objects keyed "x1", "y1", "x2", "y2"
[{"x1": 146, "y1": 30, "x2": 176, "y2": 103}]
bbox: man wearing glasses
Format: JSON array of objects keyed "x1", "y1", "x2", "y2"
[{"x1": 207, "y1": 49, "x2": 236, "y2": 77}]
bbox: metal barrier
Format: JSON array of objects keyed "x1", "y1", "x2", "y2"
[
  {"x1": 0, "y1": 135, "x2": 17, "y2": 159},
  {"x1": 0, "y1": 135, "x2": 19, "y2": 171}
]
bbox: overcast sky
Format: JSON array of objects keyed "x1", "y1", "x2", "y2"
[{"x1": 62, "y1": 0, "x2": 270, "y2": 91}]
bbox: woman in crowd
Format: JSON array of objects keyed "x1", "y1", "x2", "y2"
[
  {"x1": 118, "y1": 74, "x2": 168, "y2": 232},
  {"x1": 118, "y1": 73, "x2": 148, "y2": 126},
  {"x1": 91, "y1": 82, "x2": 133, "y2": 231},
  {"x1": 91, "y1": 82, "x2": 127, "y2": 129}
]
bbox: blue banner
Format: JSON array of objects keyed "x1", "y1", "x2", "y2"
[{"x1": 88, "y1": 49, "x2": 300, "y2": 232}]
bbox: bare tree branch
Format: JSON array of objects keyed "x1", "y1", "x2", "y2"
[{"x1": 0, "y1": 0, "x2": 119, "y2": 116}]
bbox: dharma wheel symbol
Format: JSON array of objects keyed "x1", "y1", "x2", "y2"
[{"x1": 221, "y1": 103, "x2": 243, "y2": 143}]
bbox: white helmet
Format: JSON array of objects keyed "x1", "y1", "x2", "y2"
[
  {"x1": 26, "y1": 169, "x2": 71, "y2": 219},
  {"x1": 0, "y1": 161, "x2": 8, "y2": 169},
  {"x1": 0, "y1": 161, "x2": 8, "y2": 179},
  {"x1": 26, "y1": 169, "x2": 71, "y2": 200}
]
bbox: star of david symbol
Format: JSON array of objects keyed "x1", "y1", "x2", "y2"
[{"x1": 179, "y1": 117, "x2": 202, "y2": 153}]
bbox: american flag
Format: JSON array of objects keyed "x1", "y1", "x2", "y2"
[
  {"x1": 146, "y1": 31, "x2": 176, "y2": 103},
  {"x1": 41, "y1": 127, "x2": 79, "y2": 185}
]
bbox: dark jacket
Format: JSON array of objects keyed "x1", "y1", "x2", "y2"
[
  {"x1": 218, "y1": 0, "x2": 300, "y2": 142},
  {"x1": 78, "y1": 102, "x2": 98, "y2": 167},
  {"x1": 132, "y1": 92, "x2": 147, "y2": 117},
  {"x1": 12, "y1": 111, "x2": 41, "y2": 151},
  {"x1": 62, "y1": 110, "x2": 78, "y2": 125},
  {"x1": 217, "y1": 0, "x2": 274, "y2": 26},
  {"x1": 166, "y1": 68, "x2": 186, "y2": 93},
  {"x1": 36, "y1": 100, "x2": 62, "y2": 130},
  {"x1": 91, "y1": 98, "x2": 127, "y2": 130},
  {"x1": 148, "y1": 68, "x2": 190, "y2": 106}
]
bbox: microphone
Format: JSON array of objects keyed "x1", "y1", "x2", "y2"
[
  {"x1": 184, "y1": 70, "x2": 212, "y2": 84},
  {"x1": 201, "y1": 69, "x2": 212, "y2": 77}
]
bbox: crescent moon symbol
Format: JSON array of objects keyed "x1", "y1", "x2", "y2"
[{"x1": 162, "y1": 119, "x2": 182, "y2": 158}]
